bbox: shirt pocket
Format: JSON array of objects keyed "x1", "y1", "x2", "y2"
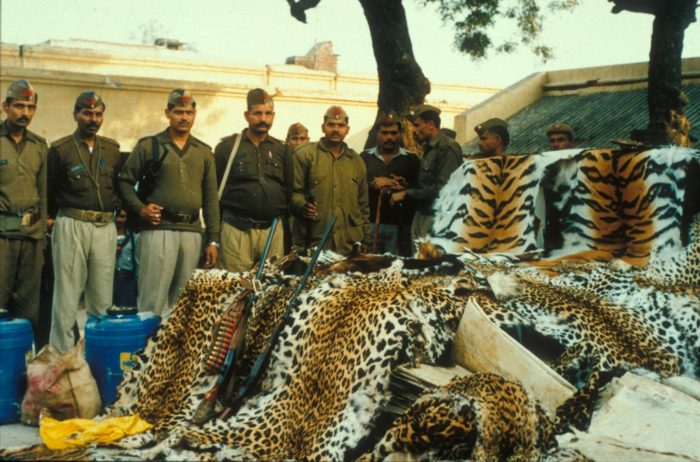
[
  {"x1": 99, "y1": 166, "x2": 116, "y2": 191},
  {"x1": 0, "y1": 157, "x2": 12, "y2": 187},
  {"x1": 264, "y1": 158, "x2": 284, "y2": 183},
  {"x1": 66, "y1": 164, "x2": 90, "y2": 193}
]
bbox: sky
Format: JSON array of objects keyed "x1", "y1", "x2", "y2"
[{"x1": 1, "y1": 0, "x2": 700, "y2": 89}]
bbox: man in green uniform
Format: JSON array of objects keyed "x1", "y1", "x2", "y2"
[
  {"x1": 546, "y1": 122, "x2": 576, "y2": 151},
  {"x1": 290, "y1": 106, "x2": 370, "y2": 256},
  {"x1": 0, "y1": 80, "x2": 47, "y2": 332},
  {"x1": 391, "y1": 104, "x2": 462, "y2": 253},
  {"x1": 118, "y1": 89, "x2": 220, "y2": 317},
  {"x1": 474, "y1": 117, "x2": 510, "y2": 157},
  {"x1": 286, "y1": 122, "x2": 310, "y2": 151},
  {"x1": 214, "y1": 89, "x2": 290, "y2": 273},
  {"x1": 47, "y1": 91, "x2": 123, "y2": 351}
]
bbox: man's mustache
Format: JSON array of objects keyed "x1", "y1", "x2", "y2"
[
  {"x1": 255, "y1": 122, "x2": 269, "y2": 129},
  {"x1": 17, "y1": 117, "x2": 29, "y2": 123},
  {"x1": 86, "y1": 123, "x2": 99, "y2": 129}
]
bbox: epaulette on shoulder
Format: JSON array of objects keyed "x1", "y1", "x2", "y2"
[
  {"x1": 267, "y1": 134, "x2": 284, "y2": 146},
  {"x1": 100, "y1": 136, "x2": 120, "y2": 148},
  {"x1": 137, "y1": 135, "x2": 154, "y2": 145},
  {"x1": 190, "y1": 135, "x2": 211, "y2": 149},
  {"x1": 50, "y1": 134, "x2": 73, "y2": 148}
]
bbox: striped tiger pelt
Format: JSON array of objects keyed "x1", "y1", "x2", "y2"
[{"x1": 430, "y1": 153, "x2": 571, "y2": 255}]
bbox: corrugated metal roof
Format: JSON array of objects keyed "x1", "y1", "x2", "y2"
[{"x1": 463, "y1": 83, "x2": 700, "y2": 154}]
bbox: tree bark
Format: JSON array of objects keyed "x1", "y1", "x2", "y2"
[
  {"x1": 358, "y1": 0, "x2": 431, "y2": 150},
  {"x1": 631, "y1": 0, "x2": 696, "y2": 145}
]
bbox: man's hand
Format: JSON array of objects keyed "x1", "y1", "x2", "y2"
[
  {"x1": 371, "y1": 176, "x2": 395, "y2": 190},
  {"x1": 203, "y1": 244, "x2": 218, "y2": 268},
  {"x1": 302, "y1": 201, "x2": 318, "y2": 220},
  {"x1": 391, "y1": 190, "x2": 406, "y2": 204},
  {"x1": 46, "y1": 217, "x2": 55, "y2": 231},
  {"x1": 140, "y1": 203, "x2": 164, "y2": 226}
]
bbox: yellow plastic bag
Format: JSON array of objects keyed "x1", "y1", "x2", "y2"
[{"x1": 39, "y1": 414, "x2": 152, "y2": 450}]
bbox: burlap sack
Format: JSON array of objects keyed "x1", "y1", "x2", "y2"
[{"x1": 20, "y1": 338, "x2": 101, "y2": 425}]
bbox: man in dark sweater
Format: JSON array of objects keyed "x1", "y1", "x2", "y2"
[
  {"x1": 47, "y1": 91, "x2": 123, "y2": 351},
  {"x1": 360, "y1": 112, "x2": 419, "y2": 256},
  {"x1": 214, "y1": 89, "x2": 291, "y2": 272},
  {"x1": 118, "y1": 89, "x2": 220, "y2": 317},
  {"x1": 391, "y1": 105, "x2": 462, "y2": 253}
]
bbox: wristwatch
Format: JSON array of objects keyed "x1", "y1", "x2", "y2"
[{"x1": 208, "y1": 241, "x2": 220, "y2": 248}]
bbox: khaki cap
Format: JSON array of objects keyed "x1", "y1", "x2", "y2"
[
  {"x1": 74, "y1": 91, "x2": 105, "y2": 110},
  {"x1": 474, "y1": 118, "x2": 508, "y2": 135},
  {"x1": 324, "y1": 105, "x2": 348, "y2": 122},
  {"x1": 247, "y1": 88, "x2": 272, "y2": 107},
  {"x1": 412, "y1": 104, "x2": 441, "y2": 120},
  {"x1": 6, "y1": 80, "x2": 38, "y2": 102},
  {"x1": 168, "y1": 88, "x2": 195, "y2": 107},
  {"x1": 287, "y1": 122, "x2": 309, "y2": 138},
  {"x1": 546, "y1": 122, "x2": 574, "y2": 137}
]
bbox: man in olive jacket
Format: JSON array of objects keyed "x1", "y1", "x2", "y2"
[
  {"x1": 47, "y1": 91, "x2": 123, "y2": 351},
  {"x1": 118, "y1": 89, "x2": 220, "y2": 317},
  {"x1": 0, "y1": 80, "x2": 48, "y2": 332},
  {"x1": 391, "y1": 104, "x2": 462, "y2": 253},
  {"x1": 290, "y1": 106, "x2": 370, "y2": 255}
]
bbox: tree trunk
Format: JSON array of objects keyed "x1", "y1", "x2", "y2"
[
  {"x1": 631, "y1": 0, "x2": 696, "y2": 146},
  {"x1": 358, "y1": 0, "x2": 431, "y2": 150}
]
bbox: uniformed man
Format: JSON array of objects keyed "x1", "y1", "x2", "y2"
[
  {"x1": 286, "y1": 122, "x2": 310, "y2": 151},
  {"x1": 0, "y1": 80, "x2": 48, "y2": 332},
  {"x1": 391, "y1": 104, "x2": 462, "y2": 252},
  {"x1": 118, "y1": 89, "x2": 220, "y2": 317},
  {"x1": 546, "y1": 122, "x2": 576, "y2": 150},
  {"x1": 47, "y1": 91, "x2": 123, "y2": 351},
  {"x1": 360, "y1": 111, "x2": 420, "y2": 256},
  {"x1": 214, "y1": 88, "x2": 290, "y2": 273},
  {"x1": 290, "y1": 106, "x2": 371, "y2": 256},
  {"x1": 475, "y1": 118, "x2": 510, "y2": 158}
]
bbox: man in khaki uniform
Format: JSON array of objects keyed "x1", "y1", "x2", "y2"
[
  {"x1": 118, "y1": 89, "x2": 220, "y2": 317},
  {"x1": 290, "y1": 106, "x2": 370, "y2": 255},
  {"x1": 0, "y1": 80, "x2": 47, "y2": 332},
  {"x1": 546, "y1": 122, "x2": 576, "y2": 150},
  {"x1": 391, "y1": 104, "x2": 462, "y2": 252},
  {"x1": 214, "y1": 89, "x2": 290, "y2": 273},
  {"x1": 475, "y1": 117, "x2": 510, "y2": 157},
  {"x1": 286, "y1": 122, "x2": 310, "y2": 151},
  {"x1": 47, "y1": 91, "x2": 123, "y2": 351}
]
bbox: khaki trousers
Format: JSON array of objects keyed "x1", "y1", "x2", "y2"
[
  {"x1": 0, "y1": 236, "x2": 43, "y2": 331},
  {"x1": 138, "y1": 230, "x2": 201, "y2": 318},
  {"x1": 49, "y1": 216, "x2": 116, "y2": 352},
  {"x1": 410, "y1": 211, "x2": 434, "y2": 255},
  {"x1": 217, "y1": 220, "x2": 284, "y2": 273}
]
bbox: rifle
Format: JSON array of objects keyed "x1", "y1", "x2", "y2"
[
  {"x1": 192, "y1": 217, "x2": 279, "y2": 424},
  {"x1": 126, "y1": 137, "x2": 168, "y2": 232},
  {"x1": 304, "y1": 194, "x2": 315, "y2": 255},
  {"x1": 221, "y1": 214, "x2": 337, "y2": 418}
]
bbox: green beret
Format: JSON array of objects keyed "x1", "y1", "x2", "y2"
[
  {"x1": 168, "y1": 89, "x2": 195, "y2": 107},
  {"x1": 324, "y1": 105, "x2": 348, "y2": 122},
  {"x1": 6, "y1": 80, "x2": 38, "y2": 102},
  {"x1": 412, "y1": 104, "x2": 441, "y2": 120},
  {"x1": 247, "y1": 88, "x2": 272, "y2": 108},
  {"x1": 287, "y1": 122, "x2": 308, "y2": 138},
  {"x1": 545, "y1": 122, "x2": 574, "y2": 137},
  {"x1": 474, "y1": 118, "x2": 508, "y2": 135},
  {"x1": 74, "y1": 91, "x2": 105, "y2": 111}
]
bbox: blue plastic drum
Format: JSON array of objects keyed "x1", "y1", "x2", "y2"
[
  {"x1": 85, "y1": 307, "x2": 159, "y2": 406},
  {"x1": 0, "y1": 309, "x2": 34, "y2": 424}
]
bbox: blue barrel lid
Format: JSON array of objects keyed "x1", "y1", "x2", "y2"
[
  {"x1": 0, "y1": 308, "x2": 33, "y2": 345},
  {"x1": 85, "y1": 307, "x2": 160, "y2": 333}
]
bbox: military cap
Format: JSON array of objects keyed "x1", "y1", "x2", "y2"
[
  {"x1": 6, "y1": 79, "x2": 38, "y2": 102},
  {"x1": 324, "y1": 105, "x2": 348, "y2": 122},
  {"x1": 74, "y1": 91, "x2": 105, "y2": 110},
  {"x1": 287, "y1": 122, "x2": 308, "y2": 138},
  {"x1": 168, "y1": 88, "x2": 195, "y2": 107},
  {"x1": 247, "y1": 88, "x2": 272, "y2": 108},
  {"x1": 412, "y1": 104, "x2": 441, "y2": 120},
  {"x1": 377, "y1": 110, "x2": 401, "y2": 128},
  {"x1": 546, "y1": 122, "x2": 574, "y2": 137},
  {"x1": 474, "y1": 118, "x2": 508, "y2": 135}
]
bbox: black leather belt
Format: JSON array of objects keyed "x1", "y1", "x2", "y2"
[{"x1": 161, "y1": 210, "x2": 199, "y2": 224}]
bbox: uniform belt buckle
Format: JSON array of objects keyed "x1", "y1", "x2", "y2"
[
  {"x1": 176, "y1": 213, "x2": 192, "y2": 223},
  {"x1": 21, "y1": 213, "x2": 32, "y2": 226}
]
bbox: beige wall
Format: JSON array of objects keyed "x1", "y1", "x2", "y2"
[{"x1": 1, "y1": 40, "x2": 500, "y2": 150}]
